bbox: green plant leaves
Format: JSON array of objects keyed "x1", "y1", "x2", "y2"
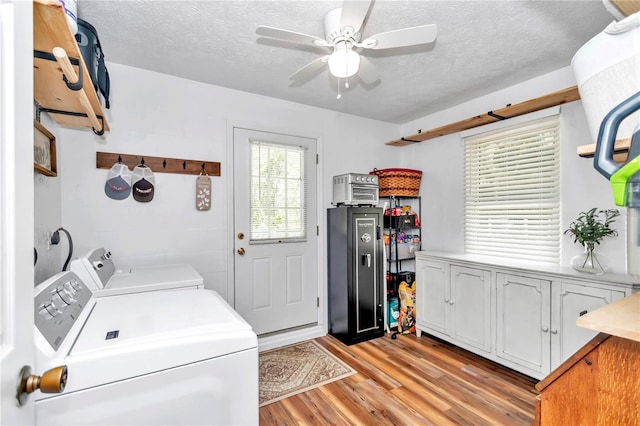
[{"x1": 564, "y1": 207, "x2": 620, "y2": 247}]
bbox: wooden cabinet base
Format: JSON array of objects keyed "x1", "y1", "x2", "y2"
[{"x1": 534, "y1": 333, "x2": 640, "y2": 425}]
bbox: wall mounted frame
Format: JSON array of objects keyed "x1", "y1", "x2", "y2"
[{"x1": 33, "y1": 120, "x2": 57, "y2": 177}]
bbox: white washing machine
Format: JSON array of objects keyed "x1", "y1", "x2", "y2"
[
  {"x1": 34, "y1": 271, "x2": 258, "y2": 425},
  {"x1": 70, "y1": 247, "x2": 204, "y2": 296}
]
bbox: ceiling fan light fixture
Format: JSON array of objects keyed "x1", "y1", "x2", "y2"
[{"x1": 328, "y1": 44, "x2": 360, "y2": 78}]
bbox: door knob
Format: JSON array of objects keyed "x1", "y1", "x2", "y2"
[
  {"x1": 237, "y1": 247, "x2": 245, "y2": 255},
  {"x1": 237, "y1": 232, "x2": 245, "y2": 240},
  {"x1": 16, "y1": 365, "x2": 67, "y2": 406}
]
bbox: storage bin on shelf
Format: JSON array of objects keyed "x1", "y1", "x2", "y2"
[
  {"x1": 384, "y1": 214, "x2": 417, "y2": 228},
  {"x1": 370, "y1": 168, "x2": 422, "y2": 197}
]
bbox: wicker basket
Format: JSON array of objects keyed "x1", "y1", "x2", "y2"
[{"x1": 370, "y1": 168, "x2": 422, "y2": 197}]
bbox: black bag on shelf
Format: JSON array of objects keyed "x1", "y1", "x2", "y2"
[{"x1": 76, "y1": 18, "x2": 110, "y2": 109}]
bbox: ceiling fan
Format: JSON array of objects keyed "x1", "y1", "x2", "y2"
[{"x1": 256, "y1": 0, "x2": 438, "y2": 98}]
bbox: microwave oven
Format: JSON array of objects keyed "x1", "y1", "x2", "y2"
[{"x1": 332, "y1": 173, "x2": 379, "y2": 206}]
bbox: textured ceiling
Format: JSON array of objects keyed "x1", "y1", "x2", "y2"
[{"x1": 77, "y1": 0, "x2": 615, "y2": 124}]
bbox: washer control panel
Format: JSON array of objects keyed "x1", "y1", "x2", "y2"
[
  {"x1": 34, "y1": 272, "x2": 92, "y2": 351},
  {"x1": 72, "y1": 247, "x2": 117, "y2": 289}
]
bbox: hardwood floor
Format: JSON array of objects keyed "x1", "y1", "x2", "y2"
[{"x1": 259, "y1": 333, "x2": 539, "y2": 425}]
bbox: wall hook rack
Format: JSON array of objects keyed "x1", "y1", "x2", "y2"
[{"x1": 96, "y1": 152, "x2": 220, "y2": 176}]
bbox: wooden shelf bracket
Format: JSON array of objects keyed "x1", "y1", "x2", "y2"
[
  {"x1": 96, "y1": 152, "x2": 221, "y2": 176},
  {"x1": 33, "y1": 48, "x2": 105, "y2": 135},
  {"x1": 34, "y1": 0, "x2": 110, "y2": 133}
]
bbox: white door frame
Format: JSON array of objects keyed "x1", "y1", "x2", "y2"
[
  {"x1": 226, "y1": 121, "x2": 326, "y2": 350},
  {"x1": 0, "y1": 0, "x2": 35, "y2": 423}
]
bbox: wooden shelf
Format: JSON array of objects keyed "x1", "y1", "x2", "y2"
[
  {"x1": 33, "y1": 0, "x2": 110, "y2": 133},
  {"x1": 577, "y1": 138, "x2": 631, "y2": 164},
  {"x1": 386, "y1": 87, "x2": 580, "y2": 147}
]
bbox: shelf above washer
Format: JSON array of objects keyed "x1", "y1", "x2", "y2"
[{"x1": 33, "y1": 0, "x2": 110, "y2": 134}]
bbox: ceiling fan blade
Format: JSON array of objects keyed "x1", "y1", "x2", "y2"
[
  {"x1": 357, "y1": 56, "x2": 379, "y2": 84},
  {"x1": 289, "y1": 55, "x2": 330, "y2": 81},
  {"x1": 257, "y1": 25, "x2": 329, "y2": 47},
  {"x1": 340, "y1": 0, "x2": 372, "y2": 34},
  {"x1": 362, "y1": 24, "x2": 437, "y2": 50}
]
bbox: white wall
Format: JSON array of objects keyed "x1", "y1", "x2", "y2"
[
  {"x1": 34, "y1": 113, "x2": 65, "y2": 284},
  {"x1": 58, "y1": 63, "x2": 399, "y2": 301},
  {"x1": 401, "y1": 67, "x2": 628, "y2": 274},
  {"x1": 39, "y1": 62, "x2": 631, "y2": 299}
]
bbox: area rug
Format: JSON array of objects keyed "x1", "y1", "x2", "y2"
[{"x1": 259, "y1": 340, "x2": 356, "y2": 406}]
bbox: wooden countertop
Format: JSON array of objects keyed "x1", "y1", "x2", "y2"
[{"x1": 576, "y1": 292, "x2": 640, "y2": 342}]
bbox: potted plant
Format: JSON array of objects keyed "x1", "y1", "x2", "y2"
[{"x1": 564, "y1": 207, "x2": 620, "y2": 274}]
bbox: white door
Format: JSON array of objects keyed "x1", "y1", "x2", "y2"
[
  {"x1": 415, "y1": 259, "x2": 448, "y2": 335},
  {"x1": 496, "y1": 273, "x2": 551, "y2": 376},
  {"x1": 449, "y1": 265, "x2": 491, "y2": 353},
  {"x1": 1, "y1": 1, "x2": 36, "y2": 423},
  {"x1": 233, "y1": 128, "x2": 318, "y2": 335}
]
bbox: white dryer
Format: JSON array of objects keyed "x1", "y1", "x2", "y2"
[
  {"x1": 34, "y1": 271, "x2": 258, "y2": 425},
  {"x1": 70, "y1": 247, "x2": 204, "y2": 296}
]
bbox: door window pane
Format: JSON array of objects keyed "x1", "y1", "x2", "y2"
[{"x1": 250, "y1": 140, "x2": 307, "y2": 243}]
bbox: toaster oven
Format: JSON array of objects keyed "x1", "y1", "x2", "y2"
[{"x1": 332, "y1": 173, "x2": 379, "y2": 206}]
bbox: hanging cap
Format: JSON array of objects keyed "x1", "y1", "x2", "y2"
[
  {"x1": 132, "y1": 165, "x2": 155, "y2": 202},
  {"x1": 104, "y1": 163, "x2": 132, "y2": 200}
]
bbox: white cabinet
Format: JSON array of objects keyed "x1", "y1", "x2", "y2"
[
  {"x1": 416, "y1": 260, "x2": 491, "y2": 355},
  {"x1": 450, "y1": 265, "x2": 491, "y2": 353},
  {"x1": 415, "y1": 259, "x2": 448, "y2": 334},
  {"x1": 415, "y1": 251, "x2": 638, "y2": 379},
  {"x1": 551, "y1": 281, "x2": 625, "y2": 369},
  {"x1": 496, "y1": 273, "x2": 551, "y2": 375}
]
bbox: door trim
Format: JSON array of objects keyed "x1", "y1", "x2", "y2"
[{"x1": 226, "y1": 121, "x2": 326, "y2": 334}]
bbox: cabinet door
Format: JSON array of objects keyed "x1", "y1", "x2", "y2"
[
  {"x1": 450, "y1": 265, "x2": 492, "y2": 353},
  {"x1": 551, "y1": 282, "x2": 625, "y2": 369},
  {"x1": 496, "y1": 273, "x2": 551, "y2": 375},
  {"x1": 415, "y1": 259, "x2": 449, "y2": 334}
]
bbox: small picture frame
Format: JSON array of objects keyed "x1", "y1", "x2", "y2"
[{"x1": 34, "y1": 121, "x2": 57, "y2": 177}]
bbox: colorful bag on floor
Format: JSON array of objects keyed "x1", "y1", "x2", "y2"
[{"x1": 397, "y1": 280, "x2": 416, "y2": 334}]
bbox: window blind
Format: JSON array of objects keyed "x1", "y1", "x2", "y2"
[
  {"x1": 464, "y1": 115, "x2": 561, "y2": 264},
  {"x1": 249, "y1": 140, "x2": 307, "y2": 243}
]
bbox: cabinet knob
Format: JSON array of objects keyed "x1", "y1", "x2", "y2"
[
  {"x1": 449, "y1": 300, "x2": 454, "y2": 305},
  {"x1": 542, "y1": 326, "x2": 549, "y2": 332},
  {"x1": 550, "y1": 328, "x2": 558, "y2": 334},
  {"x1": 444, "y1": 298, "x2": 449, "y2": 303}
]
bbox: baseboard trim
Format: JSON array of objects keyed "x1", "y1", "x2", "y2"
[{"x1": 258, "y1": 325, "x2": 326, "y2": 352}]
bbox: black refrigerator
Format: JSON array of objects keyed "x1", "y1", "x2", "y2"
[{"x1": 327, "y1": 206, "x2": 384, "y2": 345}]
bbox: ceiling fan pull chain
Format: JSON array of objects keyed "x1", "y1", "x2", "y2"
[
  {"x1": 345, "y1": 58, "x2": 350, "y2": 88},
  {"x1": 337, "y1": 78, "x2": 342, "y2": 100}
]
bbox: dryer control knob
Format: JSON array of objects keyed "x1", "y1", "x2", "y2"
[
  {"x1": 63, "y1": 281, "x2": 77, "y2": 295},
  {"x1": 68, "y1": 278, "x2": 82, "y2": 291},
  {"x1": 56, "y1": 286, "x2": 75, "y2": 305},
  {"x1": 38, "y1": 302, "x2": 58, "y2": 319},
  {"x1": 50, "y1": 291, "x2": 69, "y2": 312}
]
